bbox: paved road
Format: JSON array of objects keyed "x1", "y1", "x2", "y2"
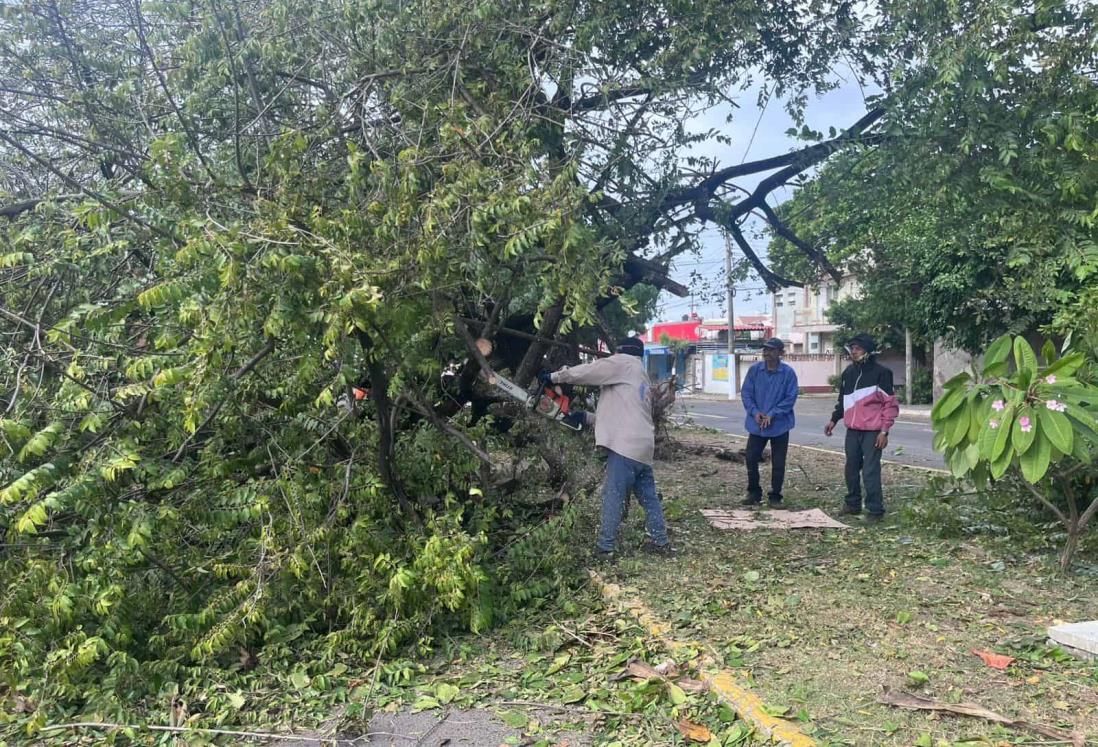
[{"x1": 675, "y1": 396, "x2": 945, "y2": 469}]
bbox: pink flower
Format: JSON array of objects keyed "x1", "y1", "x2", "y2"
[
  {"x1": 991, "y1": 400, "x2": 1005, "y2": 412},
  {"x1": 1046, "y1": 400, "x2": 1066, "y2": 412},
  {"x1": 1019, "y1": 416, "x2": 1032, "y2": 433},
  {"x1": 989, "y1": 420, "x2": 1000, "y2": 429},
  {"x1": 1044, "y1": 375, "x2": 1056, "y2": 384}
]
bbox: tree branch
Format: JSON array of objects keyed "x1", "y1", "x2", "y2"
[
  {"x1": 723, "y1": 221, "x2": 804, "y2": 292},
  {"x1": 0, "y1": 130, "x2": 178, "y2": 243},
  {"x1": 758, "y1": 202, "x2": 842, "y2": 282}
]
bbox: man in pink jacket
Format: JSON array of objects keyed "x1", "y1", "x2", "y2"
[{"x1": 824, "y1": 334, "x2": 899, "y2": 522}]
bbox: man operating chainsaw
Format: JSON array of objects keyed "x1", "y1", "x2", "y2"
[{"x1": 539, "y1": 336, "x2": 672, "y2": 560}]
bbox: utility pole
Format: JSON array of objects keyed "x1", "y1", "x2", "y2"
[
  {"x1": 905, "y1": 327, "x2": 913, "y2": 405},
  {"x1": 724, "y1": 230, "x2": 737, "y2": 400}
]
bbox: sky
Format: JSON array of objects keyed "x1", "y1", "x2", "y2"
[{"x1": 653, "y1": 77, "x2": 873, "y2": 324}]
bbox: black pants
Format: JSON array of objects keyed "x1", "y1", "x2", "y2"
[
  {"x1": 844, "y1": 429, "x2": 884, "y2": 515},
  {"x1": 745, "y1": 433, "x2": 789, "y2": 502}
]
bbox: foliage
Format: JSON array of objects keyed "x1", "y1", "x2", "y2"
[
  {"x1": 908, "y1": 367, "x2": 932, "y2": 406},
  {"x1": 768, "y1": 1, "x2": 1098, "y2": 352},
  {"x1": 931, "y1": 333, "x2": 1098, "y2": 570},
  {"x1": 0, "y1": 0, "x2": 899, "y2": 731}
]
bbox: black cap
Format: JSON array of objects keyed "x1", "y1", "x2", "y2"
[
  {"x1": 618, "y1": 336, "x2": 644, "y2": 357},
  {"x1": 848, "y1": 334, "x2": 877, "y2": 354},
  {"x1": 761, "y1": 337, "x2": 785, "y2": 351}
]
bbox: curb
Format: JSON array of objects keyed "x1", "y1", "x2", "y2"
[
  {"x1": 713, "y1": 432, "x2": 951, "y2": 476},
  {"x1": 589, "y1": 570, "x2": 817, "y2": 747}
]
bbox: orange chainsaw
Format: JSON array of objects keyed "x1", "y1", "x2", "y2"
[{"x1": 486, "y1": 370, "x2": 584, "y2": 431}]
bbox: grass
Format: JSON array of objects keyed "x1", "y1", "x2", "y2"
[
  {"x1": 24, "y1": 426, "x2": 1094, "y2": 746},
  {"x1": 599, "y1": 427, "x2": 1098, "y2": 746}
]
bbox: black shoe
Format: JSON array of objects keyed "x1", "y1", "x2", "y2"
[
  {"x1": 592, "y1": 548, "x2": 616, "y2": 564},
  {"x1": 768, "y1": 497, "x2": 784, "y2": 508},
  {"x1": 865, "y1": 513, "x2": 885, "y2": 524},
  {"x1": 644, "y1": 542, "x2": 675, "y2": 557},
  {"x1": 839, "y1": 504, "x2": 861, "y2": 516},
  {"x1": 742, "y1": 496, "x2": 762, "y2": 506}
]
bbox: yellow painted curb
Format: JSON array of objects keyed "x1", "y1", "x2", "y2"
[{"x1": 590, "y1": 570, "x2": 817, "y2": 747}]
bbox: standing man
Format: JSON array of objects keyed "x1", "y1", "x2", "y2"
[
  {"x1": 741, "y1": 338, "x2": 799, "y2": 507},
  {"x1": 824, "y1": 334, "x2": 899, "y2": 522},
  {"x1": 540, "y1": 337, "x2": 671, "y2": 560}
]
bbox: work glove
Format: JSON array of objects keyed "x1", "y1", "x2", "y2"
[{"x1": 537, "y1": 370, "x2": 555, "y2": 386}]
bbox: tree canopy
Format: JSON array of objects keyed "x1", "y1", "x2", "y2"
[
  {"x1": 5, "y1": 0, "x2": 1093, "y2": 728},
  {"x1": 767, "y1": 0, "x2": 1098, "y2": 352}
]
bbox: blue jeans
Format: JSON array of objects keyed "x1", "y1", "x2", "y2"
[{"x1": 597, "y1": 450, "x2": 669, "y2": 552}]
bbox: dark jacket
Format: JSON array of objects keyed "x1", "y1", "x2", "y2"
[{"x1": 831, "y1": 358, "x2": 899, "y2": 432}]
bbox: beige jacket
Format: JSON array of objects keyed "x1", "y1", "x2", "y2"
[{"x1": 551, "y1": 354, "x2": 654, "y2": 465}]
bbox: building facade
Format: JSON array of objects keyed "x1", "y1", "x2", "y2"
[{"x1": 771, "y1": 274, "x2": 861, "y2": 354}]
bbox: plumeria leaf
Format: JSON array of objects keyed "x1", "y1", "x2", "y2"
[
  {"x1": 1013, "y1": 337, "x2": 1038, "y2": 377},
  {"x1": 1038, "y1": 408, "x2": 1073, "y2": 455},
  {"x1": 1011, "y1": 406, "x2": 1036, "y2": 455},
  {"x1": 1042, "y1": 352, "x2": 1085, "y2": 379},
  {"x1": 1040, "y1": 339, "x2": 1057, "y2": 366},
  {"x1": 990, "y1": 443, "x2": 1014, "y2": 479},
  {"x1": 932, "y1": 386, "x2": 966, "y2": 420},
  {"x1": 945, "y1": 405, "x2": 971, "y2": 447},
  {"x1": 983, "y1": 334, "x2": 1012, "y2": 367},
  {"x1": 1019, "y1": 431, "x2": 1051, "y2": 483}
]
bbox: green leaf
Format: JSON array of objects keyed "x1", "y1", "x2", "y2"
[
  {"x1": 436, "y1": 683, "x2": 459, "y2": 704},
  {"x1": 561, "y1": 686, "x2": 586, "y2": 704},
  {"x1": 988, "y1": 406, "x2": 1014, "y2": 461},
  {"x1": 1064, "y1": 403, "x2": 1098, "y2": 434},
  {"x1": 226, "y1": 692, "x2": 246, "y2": 709},
  {"x1": 1011, "y1": 407, "x2": 1036, "y2": 455},
  {"x1": 290, "y1": 670, "x2": 310, "y2": 690},
  {"x1": 1040, "y1": 340, "x2": 1057, "y2": 366},
  {"x1": 412, "y1": 696, "x2": 441, "y2": 712},
  {"x1": 990, "y1": 443, "x2": 1014, "y2": 479},
  {"x1": 1019, "y1": 431, "x2": 1051, "y2": 483},
  {"x1": 1042, "y1": 352, "x2": 1085, "y2": 379},
  {"x1": 907, "y1": 671, "x2": 930, "y2": 685},
  {"x1": 942, "y1": 371, "x2": 972, "y2": 391},
  {"x1": 1037, "y1": 408, "x2": 1072, "y2": 455},
  {"x1": 497, "y1": 710, "x2": 527, "y2": 728},
  {"x1": 983, "y1": 334, "x2": 1012, "y2": 367},
  {"x1": 667, "y1": 683, "x2": 687, "y2": 705},
  {"x1": 545, "y1": 653, "x2": 570, "y2": 675},
  {"x1": 945, "y1": 405, "x2": 971, "y2": 448},
  {"x1": 1013, "y1": 336, "x2": 1037, "y2": 377},
  {"x1": 932, "y1": 386, "x2": 966, "y2": 421}
]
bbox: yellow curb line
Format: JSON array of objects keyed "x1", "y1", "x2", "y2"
[
  {"x1": 589, "y1": 570, "x2": 817, "y2": 747},
  {"x1": 716, "y1": 432, "x2": 951, "y2": 475}
]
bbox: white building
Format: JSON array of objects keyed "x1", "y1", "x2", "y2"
[{"x1": 772, "y1": 274, "x2": 861, "y2": 354}]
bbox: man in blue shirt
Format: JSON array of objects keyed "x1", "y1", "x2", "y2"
[{"x1": 741, "y1": 338, "x2": 799, "y2": 506}]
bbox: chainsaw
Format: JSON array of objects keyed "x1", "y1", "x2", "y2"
[{"x1": 486, "y1": 370, "x2": 584, "y2": 431}]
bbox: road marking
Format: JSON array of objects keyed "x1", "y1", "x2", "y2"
[
  {"x1": 688, "y1": 412, "x2": 729, "y2": 419},
  {"x1": 590, "y1": 571, "x2": 817, "y2": 747}
]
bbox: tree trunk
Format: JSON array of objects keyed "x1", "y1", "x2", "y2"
[
  {"x1": 1060, "y1": 527, "x2": 1080, "y2": 574},
  {"x1": 514, "y1": 299, "x2": 564, "y2": 385}
]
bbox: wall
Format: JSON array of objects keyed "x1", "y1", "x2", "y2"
[
  {"x1": 933, "y1": 339, "x2": 975, "y2": 401},
  {"x1": 699, "y1": 351, "x2": 909, "y2": 394},
  {"x1": 701, "y1": 352, "x2": 736, "y2": 395}
]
